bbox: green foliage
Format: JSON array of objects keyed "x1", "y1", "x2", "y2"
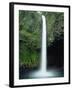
[{"x1": 19, "y1": 10, "x2": 64, "y2": 68}]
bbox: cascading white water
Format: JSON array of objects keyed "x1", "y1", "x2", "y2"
[
  {"x1": 29, "y1": 14, "x2": 57, "y2": 78},
  {"x1": 40, "y1": 15, "x2": 47, "y2": 72}
]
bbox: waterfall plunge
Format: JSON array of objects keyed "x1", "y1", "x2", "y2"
[
  {"x1": 41, "y1": 15, "x2": 47, "y2": 72},
  {"x1": 29, "y1": 14, "x2": 57, "y2": 78}
]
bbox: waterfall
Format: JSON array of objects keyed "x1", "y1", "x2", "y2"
[
  {"x1": 29, "y1": 14, "x2": 56, "y2": 78},
  {"x1": 40, "y1": 15, "x2": 47, "y2": 72}
]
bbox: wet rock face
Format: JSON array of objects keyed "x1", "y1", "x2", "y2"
[{"x1": 47, "y1": 38, "x2": 64, "y2": 69}]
